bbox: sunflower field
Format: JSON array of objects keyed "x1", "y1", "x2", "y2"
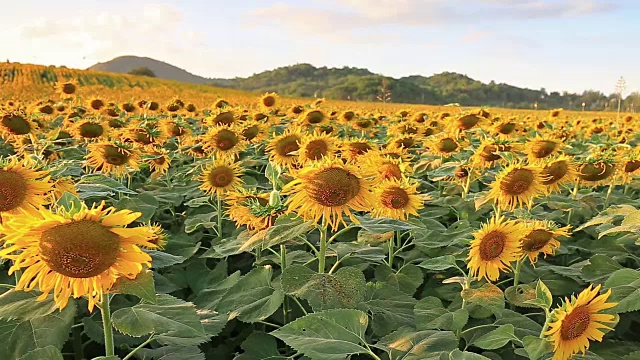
[{"x1": 0, "y1": 64, "x2": 639, "y2": 360}]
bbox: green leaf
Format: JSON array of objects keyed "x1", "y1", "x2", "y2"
[
  {"x1": 136, "y1": 345, "x2": 204, "y2": 360},
  {"x1": 281, "y1": 265, "x2": 366, "y2": 311},
  {"x1": 56, "y1": 191, "x2": 82, "y2": 213},
  {"x1": 21, "y1": 346, "x2": 64, "y2": 360},
  {"x1": 216, "y1": 266, "x2": 284, "y2": 322},
  {"x1": 262, "y1": 216, "x2": 315, "y2": 248},
  {"x1": 76, "y1": 173, "x2": 136, "y2": 197},
  {"x1": 494, "y1": 309, "x2": 542, "y2": 339},
  {"x1": 414, "y1": 297, "x2": 468, "y2": 332},
  {"x1": 354, "y1": 215, "x2": 421, "y2": 233},
  {"x1": 522, "y1": 336, "x2": 553, "y2": 360},
  {"x1": 505, "y1": 283, "x2": 538, "y2": 309},
  {"x1": 0, "y1": 301, "x2": 75, "y2": 359},
  {"x1": 535, "y1": 280, "x2": 553, "y2": 310},
  {"x1": 111, "y1": 294, "x2": 207, "y2": 345},
  {"x1": 447, "y1": 349, "x2": 494, "y2": 359},
  {"x1": 374, "y1": 264, "x2": 424, "y2": 295},
  {"x1": 193, "y1": 271, "x2": 241, "y2": 310},
  {"x1": 114, "y1": 192, "x2": 159, "y2": 223},
  {"x1": 604, "y1": 269, "x2": 640, "y2": 313},
  {"x1": 376, "y1": 327, "x2": 458, "y2": 360},
  {"x1": 0, "y1": 291, "x2": 57, "y2": 321},
  {"x1": 461, "y1": 283, "x2": 505, "y2": 317},
  {"x1": 471, "y1": 324, "x2": 518, "y2": 350},
  {"x1": 358, "y1": 283, "x2": 416, "y2": 336},
  {"x1": 235, "y1": 332, "x2": 287, "y2": 360},
  {"x1": 270, "y1": 309, "x2": 371, "y2": 360},
  {"x1": 111, "y1": 270, "x2": 157, "y2": 303},
  {"x1": 184, "y1": 212, "x2": 217, "y2": 234},
  {"x1": 581, "y1": 255, "x2": 623, "y2": 283},
  {"x1": 417, "y1": 255, "x2": 458, "y2": 271}
]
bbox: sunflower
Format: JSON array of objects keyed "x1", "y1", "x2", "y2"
[
  {"x1": 198, "y1": 158, "x2": 244, "y2": 197},
  {"x1": 615, "y1": 149, "x2": 640, "y2": 184},
  {"x1": 360, "y1": 151, "x2": 411, "y2": 182},
  {"x1": 0, "y1": 202, "x2": 161, "y2": 311},
  {"x1": 448, "y1": 112, "x2": 485, "y2": 134},
  {"x1": 86, "y1": 142, "x2": 141, "y2": 177},
  {"x1": 545, "y1": 285, "x2": 617, "y2": 360},
  {"x1": 467, "y1": 216, "x2": 527, "y2": 282},
  {"x1": 213, "y1": 98, "x2": 230, "y2": 109},
  {"x1": 388, "y1": 135, "x2": 419, "y2": 150},
  {"x1": 341, "y1": 138, "x2": 375, "y2": 163},
  {"x1": 471, "y1": 139, "x2": 516, "y2": 169},
  {"x1": 493, "y1": 118, "x2": 518, "y2": 135},
  {"x1": 226, "y1": 190, "x2": 286, "y2": 231},
  {"x1": 297, "y1": 132, "x2": 338, "y2": 164},
  {"x1": 71, "y1": 119, "x2": 110, "y2": 142},
  {"x1": 260, "y1": 92, "x2": 278, "y2": 112},
  {"x1": 351, "y1": 117, "x2": 376, "y2": 133},
  {"x1": 206, "y1": 109, "x2": 236, "y2": 126},
  {"x1": 526, "y1": 135, "x2": 564, "y2": 163},
  {"x1": 282, "y1": 157, "x2": 375, "y2": 230},
  {"x1": 0, "y1": 157, "x2": 52, "y2": 217},
  {"x1": 145, "y1": 148, "x2": 170, "y2": 176},
  {"x1": 487, "y1": 163, "x2": 546, "y2": 211},
  {"x1": 298, "y1": 109, "x2": 326, "y2": 126},
  {"x1": 540, "y1": 155, "x2": 578, "y2": 194},
  {"x1": 160, "y1": 118, "x2": 191, "y2": 139},
  {"x1": 267, "y1": 128, "x2": 304, "y2": 168},
  {"x1": 339, "y1": 110, "x2": 356, "y2": 123},
  {"x1": 202, "y1": 125, "x2": 246, "y2": 159},
  {"x1": 423, "y1": 133, "x2": 463, "y2": 157},
  {"x1": 48, "y1": 177, "x2": 78, "y2": 203},
  {"x1": 520, "y1": 220, "x2": 571, "y2": 264},
  {"x1": 87, "y1": 98, "x2": 106, "y2": 111},
  {"x1": 0, "y1": 110, "x2": 38, "y2": 141},
  {"x1": 238, "y1": 120, "x2": 267, "y2": 143},
  {"x1": 370, "y1": 179, "x2": 425, "y2": 220},
  {"x1": 55, "y1": 80, "x2": 78, "y2": 99},
  {"x1": 125, "y1": 123, "x2": 164, "y2": 149},
  {"x1": 388, "y1": 122, "x2": 420, "y2": 137},
  {"x1": 577, "y1": 160, "x2": 617, "y2": 186},
  {"x1": 289, "y1": 105, "x2": 305, "y2": 116}
]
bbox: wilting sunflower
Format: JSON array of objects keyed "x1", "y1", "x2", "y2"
[
  {"x1": 202, "y1": 125, "x2": 246, "y2": 159},
  {"x1": 577, "y1": 159, "x2": 617, "y2": 186},
  {"x1": 520, "y1": 220, "x2": 571, "y2": 264},
  {"x1": 370, "y1": 179, "x2": 425, "y2": 220},
  {"x1": 540, "y1": 155, "x2": 578, "y2": 194},
  {"x1": 0, "y1": 111, "x2": 38, "y2": 142},
  {"x1": 0, "y1": 202, "x2": 161, "y2": 311},
  {"x1": 0, "y1": 157, "x2": 52, "y2": 216},
  {"x1": 341, "y1": 138, "x2": 375, "y2": 162},
  {"x1": 423, "y1": 133, "x2": 463, "y2": 158},
  {"x1": 361, "y1": 151, "x2": 412, "y2": 182},
  {"x1": 467, "y1": 216, "x2": 527, "y2": 282},
  {"x1": 526, "y1": 135, "x2": 564, "y2": 164},
  {"x1": 282, "y1": 157, "x2": 375, "y2": 230},
  {"x1": 615, "y1": 149, "x2": 640, "y2": 184},
  {"x1": 226, "y1": 190, "x2": 286, "y2": 231},
  {"x1": 86, "y1": 142, "x2": 141, "y2": 177},
  {"x1": 71, "y1": 118, "x2": 110, "y2": 142},
  {"x1": 545, "y1": 285, "x2": 617, "y2": 360},
  {"x1": 298, "y1": 132, "x2": 338, "y2": 164},
  {"x1": 54, "y1": 80, "x2": 78, "y2": 99},
  {"x1": 260, "y1": 92, "x2": 278, "y2": 112},
  {"x1": 267, "y1": 128, "x2": 304, "y2": 168},
  {"x1": 199, "y1": 158, "x2": 244, "y2": 197},
  {"x1": 487, "y1": 163, "x2": 546, "y2": 211}
]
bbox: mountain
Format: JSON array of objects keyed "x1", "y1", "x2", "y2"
[
  {"x1": 90, "y1": 57, "x2": 625, "y2": 110},
  {"x1": 88, "y1": 56, "x2": 211, "y2": 84}
]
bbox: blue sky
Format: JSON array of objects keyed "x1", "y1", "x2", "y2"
[{"x1": 1, "y1": 0, "x2": 638, "y2": 94}]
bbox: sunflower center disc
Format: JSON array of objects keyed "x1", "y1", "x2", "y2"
[
  {"x1": 500, "y1": 169, "x2": 534, "y2": 195},
  {"x1": 134, "y1": 130, "x2": 152, "y2": 145},
  {"x1": 2, "y1": 115, "x2": 31, "y2": 135},
  {"x1": 0, "y1": 170, "x2": 29, "y2": 212},
  {"x1": 242, "y1": 126, "x2": 260, "y2": 140},
  {"x1": 208, "y1": 167, "x2": 234, "y2": 188},
  {"x1": 262, "y1": 96, "x2": 276, "y2": 107},
  {"x1": 380, "y1": 163, "x2": 403, "y2": 181},
  {"x1": 307, "y1": 167, "x2": 361, "y2": 207},
  {"x1": 479, "y1": 230, "x2": 506, "y2": 260},
  {"x1": 214, "y1": 112, "x2": 234, "y2": 125},
  {"x1": 215, "y1": 130, "x2": 239, "y2": 151},
  {"x1": 90, "y1": 100, "x2": 105, "y2": 110},
  {"x1": 306, "y1": 140, "x2": 328, "y2": 160},
  {"x1": 578, "y1": 162, "x2": 614, "y2": 182},
  {"x1": 439, "y1": 138, "x2": 458, "y2": 153},
  {"x1": 542, "y1": 161, "x2": 568, "y2": 185},
  {"x1": 532, "y1": 140, "x2": 557, "y2": 158},
  {"x1": 522, "y1": 229, "x2": 553, "y2": 252},
  {"x1": 306, "y1": 111, "x2": 324, "y2": 124},
  {"x1": 276, "y1": 136, "x2": 300, "y2": 157},
  {"x1": 560, "y1": 306, "x2": 591, "y2": 340},
  {"x1": 103, "y1": 146, "x2": 129, "y2": 166},
  {"x1": 79, "y1": 123, "x2": 104, "y2": 138},
  {"x1": 39, "y1": 220, "x2": 121, "y2": 278},
  {"x1": 457, "y1": 114, "x2": 480, "y2": 130},
  {"x1": 624, "y1": 160, "x2": 640, "y2": 173},
  {"x1": 62, "y1": 83, "x2": 76, "y2": 94},
  {"x1": 381, "y1": 187, "x2": 410, "y2": 209}
]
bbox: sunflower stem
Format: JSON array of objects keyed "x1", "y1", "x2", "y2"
[
  {"x1": 513, "y1": 259, "x2": 523, "y2": 288},
  {"x1": 217, "y1": 195, "x2": 223, "y2": 238},
  {"x1": 72, "y1": 319, "x2": 85, "y2": 360},
  {"x1": 101, "y1": 294, "x2": 115, "y2": 357},
  {"x1": 318, "y1": 216, "x2": 328, "y2": 274},
  {"x1": 462, "y1": 173, "x2": 472, "y2": 199},
  {"x1": 281, "y1": 244, "x2": 289, "y2": 324},
  {"x1": 603, "y1": 182, "x2": 615, "y2": 209},
  {"x1": 122, "y1": 334, "x2": 154, "y2": 360},
  {"x1": 387, "y1": 233, "x2": 395, "y2": 269},
  {"x1": 539, "y1": 308, "x2": 551, "y2": 338}
]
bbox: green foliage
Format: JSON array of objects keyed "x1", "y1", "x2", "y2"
[{"x1": 128, "y1": 66, "x2": 157, "y2": 77}]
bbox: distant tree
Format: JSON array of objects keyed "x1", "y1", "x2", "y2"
[{"x1": 128, "y1": 67, "x2": 156, "y2": 77}]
